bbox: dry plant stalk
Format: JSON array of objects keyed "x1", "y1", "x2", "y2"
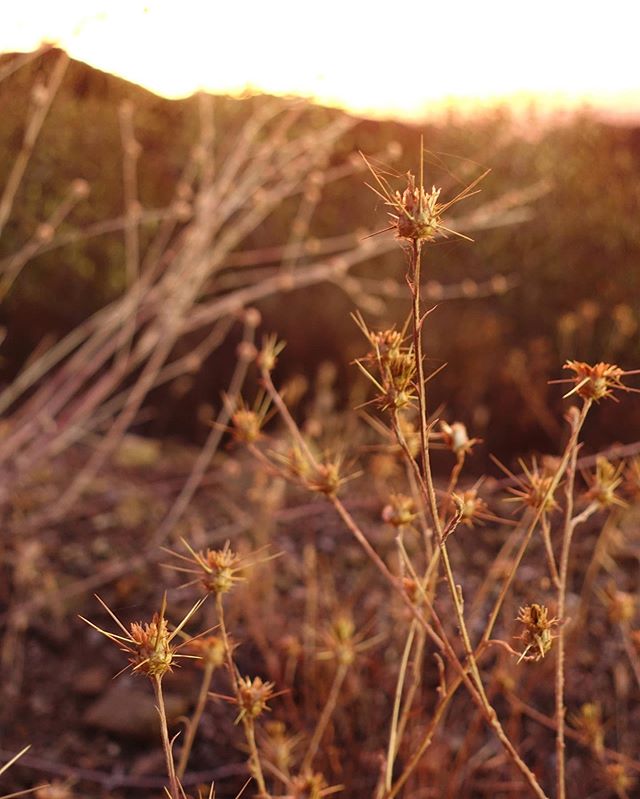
[{"x1": 80, "y1": 594, "x2": 206, "y2": 799}]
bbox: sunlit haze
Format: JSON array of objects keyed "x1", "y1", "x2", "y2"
[{"x1": 2, "y1": 0, "x2": 640, "y2": 120}]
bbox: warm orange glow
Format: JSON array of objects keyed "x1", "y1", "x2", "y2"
[{"x1": 2, "y1": 0, "x2": 640, "y2": 120}]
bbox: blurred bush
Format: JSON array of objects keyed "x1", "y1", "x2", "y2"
[{"x1": 2, "y1": 49, "x2": 640, "y2": 459}]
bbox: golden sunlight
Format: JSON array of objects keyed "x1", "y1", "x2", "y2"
[{"x1": 2, "y1": 0, "x2": 640, "y2": 119}]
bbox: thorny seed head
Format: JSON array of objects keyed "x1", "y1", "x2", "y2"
[
  {"x1": 282, "y1": 447, "x2": 355, "y2": 497},
  {"x1": 601, "y1": 583, "x2": 636, "y2": 624},
  {"x1": 570, "y1": 703, "x2": 605, "y2": 757},
  {"x1": 583, "y1": 456, "x2": 626, "y2": 509},
  {"x1": 187, "y1": 634, "x2": 226, "y2": 669},
  {"x1": 257, "y1": 334, "x2": 286, "y2": 373},
  {"x1": 318, "y1": 613, "x2": 380, "y2": 667},
  {"x1": 80, "y1": 593, "x2": 205, "y2": 680},
  {"x1": 559, "y1": 360, "x2": 640, "y2": 402},
  {"x1": 231, "y1": 394, "x2": 271, "y2": 444},
  {"x1": 237, "y1": 675, "x2": 276, "y2": 720},
  {"x1": 307, "y1": 460, "x2": 343, "y2": 496},
  {"x1": 260, "y1": 721, "x2": 302, "y2": 776},
  {"x1": 515, "y1": 603, "x2": 559, "y2": 662},
  {"x1": 363, "y1": 151, "x2": 487, "y2": 247},
  {"x1": 394, "y1": 174, "x2": 443, "y2": 241},
  {"x1": 232, "y1": 408, "x2": 263, "y2": 444},
  {"x1": 504, "y1": 456, "x2": 559, "y2": 514},
  {"x1": 199, "y1": 544, "x2": 242, "y2": 596},
  {"x1": 353, "y1": 313, "x2": 416, "y2": 411},
  {"x1": 458, "y1": 487, "x2": 491, "y2": 528},
  {"x1": 381, "y1": 493, "x2": 417, "y2": 528},
  {"x1": 128, "y1": 614, "x2": 174, "y2": 677},
  {"x1": 439, "y1": 421, "x2": 480, "y2": 456},
  {"x1": 166, "y1": 539, "x2": 245, "y2": 597},
  {"x1": 318, "y1": 613, "x2": 356, "y2": 666}
]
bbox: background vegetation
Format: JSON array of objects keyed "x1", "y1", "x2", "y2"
[{"x1": 2, "y1": 47, "x2": 640, "y2": 799}]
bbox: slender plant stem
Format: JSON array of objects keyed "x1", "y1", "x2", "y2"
[
  {"x1": 385, "y1": 621, "x2": 417, "y2": 790},
  {"x1": 384, "y1": 690, "x2": 452, "y2": 799},
  {"x1": 393, "y1": 625, "x2": 426, "y2": 763},
  {"x1": 407, "y1": 238, "x2": 548, "y2": 798},
  {"x1": 541, "y1": 513, "x2": 561, "y2": 588},
  {"x1": 152, "y1": 675, "x2": 180, "y2": 799},
  {"x1": 244, "y1": 716, "x2": 268, "y2": 798},
  {"x1": 176, "y1": 659, "x2": 215, "y2": 779},
  {"x1": 301, "y1": 661, "x2": 349, "y2": 772},
  {"x1": 215, "y1": 594, "x2": 270, "y2": 797},
  {"x1": 410, "y1": 242, "x2": 495, "y2": 710},
  {"x1": 440, "y1": 452, "x2": 466, "y2": 524},
  {"x1": 555, "y1": 400, "x2": 592, "y2": 799}
]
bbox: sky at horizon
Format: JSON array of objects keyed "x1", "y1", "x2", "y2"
[{"x1": 2, "y1": 1, "x2": 640, "y2": 120}]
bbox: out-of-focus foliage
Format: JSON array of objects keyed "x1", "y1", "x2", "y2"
[{"x1": 2, "y1": 50, "x2": 640, "y2": 456}]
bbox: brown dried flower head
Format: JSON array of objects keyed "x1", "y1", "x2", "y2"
[
  {"x1": 257, "y1": 334, "x2": 286, "y2": 373},
  {"x1": 306, "y1": 459, "x2": 344, "y2": 496},
  {"x1": 80, "y1": 593, "x2": 205, "y2": 679},
  {"x1": 439, "y1": 421, "x2": 480, "y2": 456},
  {"x1": 558, "y1": 360, "x2": 640, "y2": 402},
  {"x1": 187, "y1": 634, "x2": 226, "y2": 669},
  {"x1": 583, "y1": 456, "x2": 626, "y2": 509},
  {"x1": 230, "y1": 394, "x2": 271, "y2": 444},
  {"x1": 166, "y1": 539, "x2": 245, "y2": 597},
  {"x1": 600, "y1": 583, "x2": 635, "y2": 624},
  {"x1": 320, "y1": 614, "x2": 357, "y2": 666},
  {"x1": 394, "y1": 174, "x2": 443, "y2": 241},
  {"x1": 503, "y1": 456, "x2": 559, "y2": 514},
  {"x1": 237, "y1": 675, "x2": 276, "y2": 720},
  {"x1": 362, "y1": 150, "x2": 488, "y2": 246},
  {"x1": 281, "y1": 447, "x2": 357, "y2": 497},
  {"x1": 318, "y1": 613, "x2": 380, "y2": 667},
  {"x1": 353, "y1": 312, "x2": 416, "y2": 411},
  {"x1": 570, "y1": 702, "x2": 605, "y2": 757},
  {"x1": 457, "y1": 487, "x2": 492, "y2": 528},
  {"x1": 515, "y1": 603, "x2": 559, "y2": 662},
  {"x1": 381, "y1": 493, "x2": 417, "y2": 528},
  {"x1": 128, "y1": 614, "x2": 173, "y2": 677},
  {"x1": 259, "y1": 721, "x2": 303, "y2": 776}
]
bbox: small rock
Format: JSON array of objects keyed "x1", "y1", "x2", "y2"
[{"x1": 84, "y1": 678, "x2": 188, "y2": 738}]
